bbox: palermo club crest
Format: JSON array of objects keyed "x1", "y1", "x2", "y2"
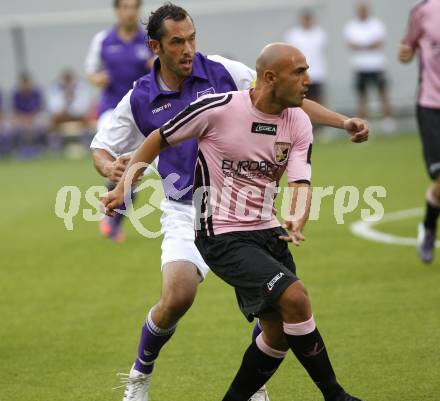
[{"x1": 274, "y1": 142, "x2": 290, "y2": 165}]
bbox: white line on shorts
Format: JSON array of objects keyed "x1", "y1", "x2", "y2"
[{"x1": 350, "y1": 207, "x2": 440, "y2": 247}]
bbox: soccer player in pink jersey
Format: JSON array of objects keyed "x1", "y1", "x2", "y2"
[
  {"x1": 103, "y1": 43, "x2": 364, "y2": 401},
  {"x1": 399, "y1": 0, "x2": 440, "y2": 263},
  {"x1": 94, "y1": 5, "x2": 369, "y2": 401}
]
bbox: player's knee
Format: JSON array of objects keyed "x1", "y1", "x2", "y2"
[
  {"x1": 278, "y1": 282, "x2": 311, "y2": 321},
  {"x1": 286, "y1": 289, "x2": 309, "y2": 311},
  {"x1": 259, "y1": 318, "x2": 289, "y2": 351}
]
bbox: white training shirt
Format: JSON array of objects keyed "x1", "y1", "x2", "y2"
[
  {"x1": 344, "y1": 17, "x2": 387, "y2": 72},
  {"x1": 284, "y1": 25, "x2": 327, "y2": 83}
]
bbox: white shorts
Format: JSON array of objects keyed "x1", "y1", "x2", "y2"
[{"x1": 160, "y1": 199, "x2": 210, "y2": 280}]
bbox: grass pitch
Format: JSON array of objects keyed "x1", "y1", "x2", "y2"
[{"x1": 1, "y1": 133, "x2": 439, "y2": 401}]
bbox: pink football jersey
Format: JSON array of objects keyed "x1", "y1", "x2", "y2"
[{"x1": 160, "y1": 90, "x2": 313, "y2": 235}]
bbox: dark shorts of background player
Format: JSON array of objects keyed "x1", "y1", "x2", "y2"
[
  {"x1": 355, "y1": 71, "x2": 387, "y2": 95},
  {"x1": 306, "y1": 82, "x2": 324, "y2": 103},
  {"x1": 416, "y1": 105, "x2": 440, "y2": 179},
  {"x1": 195, "y1": 226, "x2": 298, "y2": 322}
]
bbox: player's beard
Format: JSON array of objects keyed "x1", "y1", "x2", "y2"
[{"x1": 171, "y1": 59, "x2": 193, "y2": 79}]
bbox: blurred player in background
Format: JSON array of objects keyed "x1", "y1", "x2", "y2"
[
  {"x1": 344, "y1": 2, "x2": 396, "y2": 132},
  {"x1": 284, "y1": 8, "x2": 327, "y2": 104},
  {"x1": 0, "y1": 89, "x2": 13, "y2": 158},
  {"x1": 85, "y1": 0, "x2": 154, "y2": 242},
  {"x1": 47, "y1": 69, "x2": 91, "y2": 136},
  {"x1": 12, "y1": 73, "x2": 46, "y2": 158},
  {"x1": 399, "y1": 0, "x2": 440, "y2": 263},
  {"x1": 103, "y1": 42, "x2": 364, "y2": 401},
  {"x1": 91, "y1": 3, "x2": 368, "y2": 401}
]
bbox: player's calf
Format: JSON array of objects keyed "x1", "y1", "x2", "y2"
[
  {"x1": 275, "y1": 283, "x2": 363, "y2": 401},
  {"x1": 222, "y1": 336, "x2": 287, "y2": 401}
]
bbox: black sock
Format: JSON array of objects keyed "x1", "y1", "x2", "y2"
[
  {"x1": 222, "y1": 341, "x2": 284, "y2": 401},
  {"x1": 285, "y1": 327, "x2": 343, "y2": 401},
  {"x1": 424, "y1": 201, "x2": 440, "y2": 230}
]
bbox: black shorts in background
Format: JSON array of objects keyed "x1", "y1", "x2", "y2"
[
  {"x1": 195, "y1": 227, "x2": 298, "y2": 322},
  {"x1": 306, "y1": 83, "x2": 324, "y2": 103},
  {"x1": 417, "y1": 105, "x2": 440, "y2": 179},
  {"x1": 355, "y1": 71, "x2": 387, "y2": 95}
]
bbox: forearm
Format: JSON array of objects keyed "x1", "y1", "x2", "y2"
[
  {"x1": 93, "y1": 149, "x2": 115, "y2": 178},
  {"x1": 116, "y1": 130, "x2": 165, "y2": 191},
  {"x1": 288, "y1": 183, "x2": 312, "y2": 231},
  {"x1": 368, "y1": 40, "x2": 383, "y2": 50},
  {"x1": 302, "y1": 99, "x2": 347, "y2": 128}
]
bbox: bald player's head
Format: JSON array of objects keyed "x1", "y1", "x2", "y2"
[
  {"x1": 254, "y1": 43, "x2": 310, "y2": 108},
  {"x1": 256, "y1": 43, "x2": 305, "y2": 79}
]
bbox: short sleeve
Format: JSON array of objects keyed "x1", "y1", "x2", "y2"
[
  {"x1": 287, "y1": 111, "x2": 313, "y2": 184},
  {"x1": 90, "y1": 90, "x2": 145, "y2": 157},
  {"x1": 84, "y1": 30, "x2": 107, "y2": 75},
  {"x1": 402, "y1": 6, "x2": 424, "y2": 48},
  {"x1": 159, "y1": 93, "x2": 232, "y2": 146}
]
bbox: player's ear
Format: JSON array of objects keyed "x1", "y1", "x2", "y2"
[
  {"x1": 264, "y1": 70, "x2": 276, "y2": 85},
  {"x1": 148, "y1": 39, "x2": 161, "y2": 55}
]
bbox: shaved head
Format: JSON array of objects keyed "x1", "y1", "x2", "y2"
[
  {"x1": 251, "y1": 42, "x2": 310, "y2": 114},
  {"x1": 256, "y1": 43, "x2": 306, "y2": 79}
]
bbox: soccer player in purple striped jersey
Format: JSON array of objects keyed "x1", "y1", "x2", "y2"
[
  {"x1": 85, "y1": 0, "x2": 154, "y2": 126},
  {"x1": 103, "y1": 43, "x2": 364, "y2": 401},
  {"x1": 85, "y1": 0, "x2": 154, "y2": 242},
  {"x1": 399, "y1": 0, "x2": 440, "y2": 263},
  {"x1": 92, "y1": 3, "x2": 368, "y2": 401}
]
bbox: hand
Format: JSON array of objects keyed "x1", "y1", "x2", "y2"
[
  {"x1": 101, "y1": 187, "x2": 125, "y2": 217},
  {"x1": 94, "y1": 71, "x2": 110, "y2": 88},
  {"x1": 343, "y1": 118, "x2": 369, "y2": 143},
  {"x1": 105, "y1": 155, "x2": 131, "y2": 183},
  {"x1": 279, "y1": 220, "x2": 305, "y2": 246},
  {"x1": 399, "y1": 44, "x2": 415, "y2": 63}
]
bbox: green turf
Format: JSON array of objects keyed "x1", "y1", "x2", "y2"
[{"x1": 1, "y1": 133, "x2": 439, "y2": 401}]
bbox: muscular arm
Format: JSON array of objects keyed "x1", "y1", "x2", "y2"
[
  {"x1": 92, "y1": 148, "x2": 131, "y2": 183},
  {"x1": 93, "y1": 148, "x2": 115, "y2": 177},
  {"x1": 302, "y1": 99, "x2": 346, "y2": 128},
  {"x1": 102, "y1": 130, "x2": 167, "y2": 213},
  {"x1": 301, "y1": 99, "x2": 369, "y2": 143},
  {"x1": 208, "y1": 55, "x2": 368, "y2": 141},
  {"x1": 122, "y1": 129, "x2": 167, "y2": 181},
  {"x1": 279, "y1": 182, "x2": 312, "y2": 245}
]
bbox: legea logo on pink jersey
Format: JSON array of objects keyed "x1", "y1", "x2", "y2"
[{"x1": 251, "y1": 122, "x2": 277, "y2": 135}]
